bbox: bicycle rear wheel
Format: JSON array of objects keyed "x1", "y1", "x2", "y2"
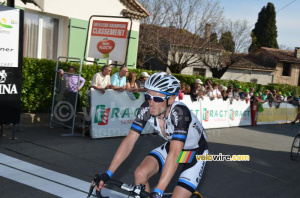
[{"x1": 291, "y1": 135, "x2": 300, "y2": 161}]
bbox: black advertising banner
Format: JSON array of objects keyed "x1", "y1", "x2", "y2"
[{"x1": 0, "y1": 6, "x2": 23, "y2": 124}]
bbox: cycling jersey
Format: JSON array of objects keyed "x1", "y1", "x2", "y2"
[
  {"x1": 131, "y1": 100, "x2": 208, "y2": 193},
  {"x1": 131, "y1": 101, "x2": 207, "y2": 150}
]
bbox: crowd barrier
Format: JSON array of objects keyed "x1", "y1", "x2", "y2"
[
  {"x1": 89, "y1": 90, "x2": 297, "y2": 138},
  {"x1": 257, "y1": 102, "x2": 297, "y2": 125}
]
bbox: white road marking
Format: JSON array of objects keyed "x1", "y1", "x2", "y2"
[{"x1": 0, "y1": 153, "x2": 127, "y2": 197}]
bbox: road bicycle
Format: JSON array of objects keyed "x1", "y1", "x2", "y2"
[
  {"x1": 291, "y1": 129, "x2": 300, "y2": 160},
  {"x1": 87, "y1": 178, "x2": 203, "y2": 198}
]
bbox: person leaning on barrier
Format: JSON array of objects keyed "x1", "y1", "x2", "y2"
[
  {"x1": 110, "y1": 65, "x2": 128, "y2": 92},
  {"x1": 233, "y1": 85, "x2": 241, "y2": 101},
  {"x1": 136, "y1": 71, "x2": 150, "y2": 92},
  {"x1": 126, "y1": 72, "x2": 139, "y2": 93},
  {"x1": 190, "y1": 79, "x2": 204, "y2": 101},
  {"x1": 93, "y1": 72, "x2": 208, "y2": 198},
  {"x1": 90, "y1": 65, "x2": 113, "y2": 93},
  {"x1": 208, "y1": 82, "x2": 222, "y2": 100}
]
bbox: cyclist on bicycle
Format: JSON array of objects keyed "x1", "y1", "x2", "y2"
[{"x1": 93, "y1": 72, "x2": 208, "y2": 198}]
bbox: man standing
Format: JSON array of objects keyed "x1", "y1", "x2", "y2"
[
  {"x1": 90, "y1": 65, "x2": 113, "y2": 93},
  {"x1": 111, "y1": 65, "x2": 128, "y2": 92},
  {"x1": 136, "y1": 71, "x2": 150, "y2": 92}
]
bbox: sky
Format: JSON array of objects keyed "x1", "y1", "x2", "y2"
[{"x1": 220, "y1": 0, "x2": 300, "y2": 50}]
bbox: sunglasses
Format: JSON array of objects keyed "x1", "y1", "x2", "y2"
[{"x1": 145, "y1": 92, "x2": 170, "y2": 103}]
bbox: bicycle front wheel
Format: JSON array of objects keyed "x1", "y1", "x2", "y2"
[{"x1": 291, "y1": 135, "x2": 300, "y2": 161}]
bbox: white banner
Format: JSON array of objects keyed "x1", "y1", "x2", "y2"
[
  {"x1": 0, "y1": 6, "x2": 20, "y2": 67},
  {"x1": 87, "y1": 19, "x2": 130, "y2": 62},
  {"x1": 200, "y1": 97, "x2": 230, "y2": 129},
  {"x1": 90, "y1": 89, "x2": 153, "y2": 138},
  {"x1": 228, "y1": 100, "x2": 251, "y2": 127},
  {"x1": 178, "y1": 95, "x2": 202, "y2": 121}
]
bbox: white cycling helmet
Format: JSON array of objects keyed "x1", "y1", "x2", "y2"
[{"x1": 145, "y1": 72, "x2": 181, "y2": 96}]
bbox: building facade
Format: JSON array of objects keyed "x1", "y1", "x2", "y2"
[{"x1": 5, "y1": 0, "x2": 149, "y2": 68}]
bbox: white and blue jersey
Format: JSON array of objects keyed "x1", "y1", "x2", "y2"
[{"x1": 131, "y1": 101, "x2": 208, "y2": 193}]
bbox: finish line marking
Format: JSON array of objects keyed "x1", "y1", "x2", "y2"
[{"x1": 0, "y1": 153, "x2": 126, "y2": 197}]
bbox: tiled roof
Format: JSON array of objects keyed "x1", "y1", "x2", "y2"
[
  {"x1": 121, "y1": 0, "x2": 150, "y2": 19},
  {"x1": 140, "y1": 24, "x2": 222, "y2": 49},
  {"x1": 226, "y1": 53, "x2": 276, "y2": 71},
  {"x1": 254, "y1": 47, "x2": 300, "y2": 64}
]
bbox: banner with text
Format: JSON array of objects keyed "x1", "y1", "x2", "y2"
[
  {"x1": 0, "y1": 6, "x2": 22, "y2": 124},
  {"x1": 228, "y1": 100, "x2": 251, "y2": 127},
  {"x1": 199, "y1": 97, "x2": 230, "y2": 129},
  {"x1": 257, "y1": 102, "x2": 297, "y2": 124},
  {"x1": 87, "y1": 19, "x2": 129, "y2": 62},
  {"x1": 90, "y1": 89, "x2": 152, "y2": 138}
]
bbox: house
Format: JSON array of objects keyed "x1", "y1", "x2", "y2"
[
  {"x1": 251, "y1": 47, "x2": 300, "y2": 86},
  {"x1": 138, "y1": 23, "x2": 222, "y2": 74},
  {"x1": 3, "y1": 0, "x2": 149, "y2": 68},
  {"x1": 221, "y1": 53, "x2": 276, "y2": 85}
]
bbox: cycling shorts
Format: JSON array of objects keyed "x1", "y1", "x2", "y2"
[{"x1": 148, "y1": 139, "x2": 208, "y2": 193}]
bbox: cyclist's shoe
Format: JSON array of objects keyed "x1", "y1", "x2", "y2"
[
  {"x1": 93, "y1": 173, "x2": 111, "y2": 186},
  {"x1": 150, "y1": 192, "x2": 163, "y2": 198}
]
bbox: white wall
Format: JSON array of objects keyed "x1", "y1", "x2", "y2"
[
  {"x1": 221, "y1": 69, "x2": 274, "y2": 85},
  {"x1": 15, "y1": 0, "x2": 140, "y2": 31}
]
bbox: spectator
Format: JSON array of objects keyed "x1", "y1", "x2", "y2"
[
  {"x1": 204, "y1": 78, "x2": 212, "y2": 90},
  {"x1": 282, "y1": 93, "x2": 287, "y2": 102},
  {"x1": 262, "y1": 90, "x2": 269, "y2": 101},
  {"x1": 258, "y1": 92, "x2": 263, "y2": 100},
  {"x1": 240, "y1": 88, "x2": 250, "y2": 101},
  {"x1": 135, "y1": 71, "x2": 149, "y2": 92},
  {"x1": 249, "y1": 87, "x2": 255, "y2": 97},
  {"x1": 221, "y1": 89, "x2": 228, "y2": 101},
  {"x1": 111, "y1": 65, "x2": 128, "y2": 92},
  {"x1": 126, "y1": 72, "x2": 139, "y2": 93},
  {"x1": 286, "y1": 92, "x2": 299, "y2": 106},
  {"x1": 191, "y1": 79, "x2": 204, "y2": 101},
  {"x1": 59, "y1": 66, "x2": 85, "y2": 125},
  {"x1": 250, "y1": 92, "x2": 264, "y2": 105},
  {"x1": 209, "y1": 82, "x2": 222, "y2": 100},
  {"x1": 90, "y1": 65, "x2": 112, "y2": 93},
  {"x1": 278, "y1": 91, "x2": 284, "y2": 102},
  {"x1": 233, "y1": 85, "x2": 241, "y2": 100},
  {"x1": 266, "y1": 89, "x2": 279, "y2": 107},
  {"x1": 185, "y1": 85, "x2": 191, "y2": 95}
]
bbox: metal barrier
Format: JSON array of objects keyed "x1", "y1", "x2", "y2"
[{"x1": 50, "y1": 56, "x2": 83, "y2": 136}]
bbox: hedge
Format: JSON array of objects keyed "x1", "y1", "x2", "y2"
[{"x1": 22, "y1": 57, "x2": 300, "y2": 113}]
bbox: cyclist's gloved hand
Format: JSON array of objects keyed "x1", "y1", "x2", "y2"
[
  {"x1": 94, "y1": 170, "x2": 112, "y2": 186},
  {"x1": 150, "y1": 188, "x2": 163, "y2": 198},
  {"x1": 150, "y1": 192, "x2": 163, "y2": 198}
]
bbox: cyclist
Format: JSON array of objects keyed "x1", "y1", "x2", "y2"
[{"x1": 93, "y1": 72, "x2": 208, "y2": 198}]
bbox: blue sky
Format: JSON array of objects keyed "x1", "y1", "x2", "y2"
[{"x1": 220, "y1": 0, "x2": 300, "y2": 49}]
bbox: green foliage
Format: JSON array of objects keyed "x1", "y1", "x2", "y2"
[
  {"x1": 249, "y1": 2, "x2": 278, "y2": 52},
  {"x1": 219, "y1": 31, "x2": 235, "y2": 52},
  {"x1": 21, "y1": 58, "x2": 300, "y2": 112}
]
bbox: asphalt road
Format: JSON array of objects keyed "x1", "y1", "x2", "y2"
[{"x1": 0, "y1": 123, "x2": 299, "y2": 198}]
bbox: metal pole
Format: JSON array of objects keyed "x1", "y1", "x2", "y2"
[{"x1": 11, "y1": 124, "x2": 15, "y2": 140}]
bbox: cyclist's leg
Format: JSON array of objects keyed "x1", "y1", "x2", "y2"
[
  {"x1": 134, "y1": 142, "x2": 169, "y2": 192},
  {"x1": 134, "y1": 155, "x2": 159, "y2": 192},
  {"x1": 174, "y1": 148, "x2": 208, "y2": 198}
]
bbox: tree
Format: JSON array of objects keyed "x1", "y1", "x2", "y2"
[
  {"x1": 200, "y1": 19, "x2": 251, "y2": 78},
  {"x1": 138, "y1": 0, "x2": 224, "y2": 73},
  {"x1": 249, "y1": 2, "x2": 278, "y2": 52},
  {"x1": 138, "y1": 0, "x2": 251, "y2": 78},
  {"x1": 219, "y1": 31, "x2": 235, "y2": 52}
]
